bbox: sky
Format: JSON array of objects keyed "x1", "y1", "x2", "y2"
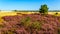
[{"x1": 0, "y1": 0, "x2": 60, "y2": 10}]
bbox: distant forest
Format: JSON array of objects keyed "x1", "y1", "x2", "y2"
[{"x1": 12, "y1": 10, "x2": 60, "y2": 12}]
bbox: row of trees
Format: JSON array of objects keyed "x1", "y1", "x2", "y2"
[{"x1": 13, "y1": 4, "x2": 49, "y2": 14}]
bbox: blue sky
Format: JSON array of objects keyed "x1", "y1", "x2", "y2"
[{"x1": 0, "y1": 0, "x2": 60, "y2": 10}]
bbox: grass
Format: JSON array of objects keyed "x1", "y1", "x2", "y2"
[
  {"x1": 0, "y1": 11, "x2": 60, "y2": 17},
  {"x1": 48, "y1": 12, "x2": 60, "y2": 16},
  {"x1": 0, "y1": 12, "x2": 39, "y2": 17},
  {"x1": 0, "y1": 11, "x2": 60, "y2": 18}
]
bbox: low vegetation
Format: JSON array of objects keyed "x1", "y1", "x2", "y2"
[
  {"x1": 31, "y1": 21, "x2": 42, "y2": 30},
  {"x1": 0, "y1": 13, "x2": 59, "y2": 34},
  {"x1": 21, "y1": 16, "x2": 31, "y2": 28}
]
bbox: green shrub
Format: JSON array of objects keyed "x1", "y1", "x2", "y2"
[
  {"x1": 55, "y1": 12, "x2": 58, "y2": 16},
  {"x1": 2, "y1": 31, "x2": 15, "y2": 34},
  {"x1": 31, "y1": 21, "x2": 42, "y2": 30},
  {"x1": 58, "y1": 28, "x2": 60, "y2": 34},
  {"x1": 0, "y1": 24, "x2": 4, "y2": 28},
  {"x1": 21, "y1": 17, "x2": 31, "y2": 27},
  {"x1": 7, "y1": 31, "x2": 15, "y2": 34}
]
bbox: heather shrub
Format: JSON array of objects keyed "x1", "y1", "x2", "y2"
[{"x1": 1, "y1": 13, "x2": 60, "y2": 34}]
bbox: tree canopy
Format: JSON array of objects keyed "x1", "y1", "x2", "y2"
[{"x1": 39, "y1": 4, "x2": 49, "y2": 14}]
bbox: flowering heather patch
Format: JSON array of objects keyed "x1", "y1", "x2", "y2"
[{"x1": 0, "y1": 13, "x2": 60, "y2": 34}]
